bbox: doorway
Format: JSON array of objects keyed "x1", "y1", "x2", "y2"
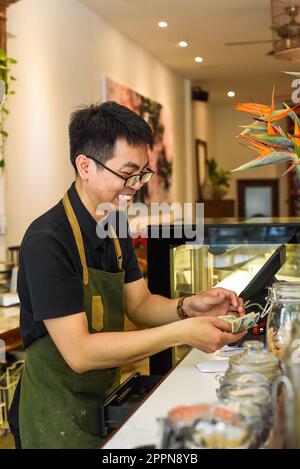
[{"x1": 237, "y1": 179, "x2": 279, "y2": 218}]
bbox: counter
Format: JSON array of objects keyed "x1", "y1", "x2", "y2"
[
  {"x1": 102, "y1": 347, "x2": 224, "y2": 449},
  {"x1": 0, "y1": 306, "x2": 21, "y2": 352}
]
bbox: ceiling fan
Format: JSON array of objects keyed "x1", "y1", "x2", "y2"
[{"x1": 225, "y1": 1, "x2": 300, "y2": 61}]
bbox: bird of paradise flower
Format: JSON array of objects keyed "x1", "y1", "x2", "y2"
[{"x1": 232, "y1": 86, "x2": 300, "y2": 180}]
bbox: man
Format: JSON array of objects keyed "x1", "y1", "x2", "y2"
[{"x1": 9, "y1": 101, "x2": 245, "y2": 449}]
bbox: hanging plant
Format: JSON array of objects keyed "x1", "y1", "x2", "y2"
[{"x1": 0, "y1": 48, "x2": 17, "y2": 168}]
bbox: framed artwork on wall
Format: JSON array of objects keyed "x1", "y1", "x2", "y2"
[
  {"x1": 195, "y1": 139, "x2": 208, "y2": 201},
  {"x1": 102, "y1": 76, "x2": 174, "y2": 204}
]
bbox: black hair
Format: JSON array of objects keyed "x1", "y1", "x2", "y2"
[{"x1": 69, "y1": 101, "x2": 153, "y2": 170}]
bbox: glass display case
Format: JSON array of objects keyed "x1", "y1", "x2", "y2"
[
  {"x1": 147, "y1": 218, "x2": 300, "y2": 375},
  {"x1": 170, "y1": 243, "x2": 300, "y2": 299}
]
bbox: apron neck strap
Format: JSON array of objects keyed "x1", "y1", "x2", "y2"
[
  {"x1": 63, "y1": 193, "x2": 89, "y2": 285},
  {"x1": 63, "y1": 193, "x2": 124, "y2": 280}
]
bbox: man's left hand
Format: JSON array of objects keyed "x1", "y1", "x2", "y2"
[{"x1": 183, "y1": 288, "x2": 244, "y2": 318}]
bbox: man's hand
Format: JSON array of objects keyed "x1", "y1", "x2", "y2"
[
  {"x1": 180, "y1": 316, "x2": 247, "y2": 353},
  {"x1": 183, "y1": 288, "x2": 244, "y2": 319}
]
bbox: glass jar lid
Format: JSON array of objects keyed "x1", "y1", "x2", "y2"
[
  {"x1": 269, "y1": 281, "x2": 300, "y2": 303},
  {"x1": 229, "y1": 340, "x2": 280, "y2": 375}
]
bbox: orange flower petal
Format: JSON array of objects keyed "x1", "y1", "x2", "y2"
[{"x1": 234, "y1": 102, "x2": 270, "y2": 116}]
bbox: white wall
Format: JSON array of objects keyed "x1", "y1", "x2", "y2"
[
  {"x1": 5, "y1": 0, "x2": 187, "y2": 248},
  {"x1": 193, "y1": 101, "x2": 211, "y2": 144},
  {"x1": 193, "y1": 101, "x2": 289, "y2": 216}
]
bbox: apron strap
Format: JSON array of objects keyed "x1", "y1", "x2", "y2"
[
  {"x1": 109, "y1": 225, "x2": 123, "y2": 271},
  {"x1": 63, "y1": 192, "x2": 123, "y2": 278},
  {"x1": 63, "y1": 193, "x2": 89, "y2": 285}
]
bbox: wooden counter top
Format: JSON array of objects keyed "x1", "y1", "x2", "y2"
[{"x1": 0, "y1": 306, "x2": 21, "y2": 352}]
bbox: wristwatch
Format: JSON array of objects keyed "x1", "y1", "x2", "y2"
[{"x1": 177, "y1": 296, "x2": 189, "y2": 320}]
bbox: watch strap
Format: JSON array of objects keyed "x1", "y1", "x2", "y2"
[{"x1": 177, "y1": 296, "x2": 189, "y2": 320}]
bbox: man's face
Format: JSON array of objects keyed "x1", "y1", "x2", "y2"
[{"x1": 88, "y1": 138, "x2": 149, "y2": 210}]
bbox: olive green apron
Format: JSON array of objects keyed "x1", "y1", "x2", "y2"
[{"x1": 19, "y1": 193, "x2": 125, "y2": 448}]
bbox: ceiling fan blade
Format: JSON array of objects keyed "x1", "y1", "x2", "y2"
[{"x1": 224, "y1": 40, "x2": 274, "y2": 46}]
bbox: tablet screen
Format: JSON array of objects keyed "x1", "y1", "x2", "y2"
[{"x1": 239, "y1": 244, "x2": 286, "y2": 301}]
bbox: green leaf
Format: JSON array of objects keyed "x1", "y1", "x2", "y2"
[
  {"x1": 283, "y1": 103, "x2": 300, "y2": 127},
  {"x1": 240, "y1": 124, "x2": 267, "y2": 136},
  {"x1": 2, "y1": 108, "x2": 9, "y2": 115},
  {"x1": 279, "y1": 126, "x2": 288, "y2": 138},
  {"x1": 1, "y1": 130, "x2": 8, "y2": 138},
  {"x1": 231, "y1": 152, "x2": 294, "y2": 172},
  {"x1": 250, "y1": 134, "x2": 294, "y2": 149},
  {"x1": 294, "y1": 142, "x2": 300, "y2": 160},
  {"x1": 9, "y1": 90, "x2": 15, "y2": 95},
  {"x1": 0, "y1": 159, "x2": 5, "y2": 168},
  {"x1": 282, "y1": 71, "x2": 300, "y2": 78},
  {"x1": 0, "y1": 64, "x2": 8, "y2": 70},
  {"x1": 7, "y1": 58, "x2": 17, "y2": 64},
  {"x1": 10, "y1": 76, "x2": 17, "y2": 81}
]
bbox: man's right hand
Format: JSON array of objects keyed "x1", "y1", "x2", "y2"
[{"x1": 179, "y1": 316, "x2": 247, "y2": 353}]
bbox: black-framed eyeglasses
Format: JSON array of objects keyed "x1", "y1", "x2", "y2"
[{"x1": 86, "y1": 155, "x2": 154, "y2": 188}]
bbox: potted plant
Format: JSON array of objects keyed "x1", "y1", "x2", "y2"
[{"x1": 207, "y1": 158, "x2": 230, "y2": 200}]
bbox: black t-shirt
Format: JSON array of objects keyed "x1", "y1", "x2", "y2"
[{"x1": 9, "y1": 182, "x2": 142, "y2": 431}]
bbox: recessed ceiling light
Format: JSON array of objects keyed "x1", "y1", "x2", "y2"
[
  {"x1": 194, "y1": 56, "x2": 204, "y2": 63},
  {"x1": 227, "y1": 91, "x2": 235, "y2": 97},
  {"x1": 158, "y1": 21, "x2": 168, "y2": 28},
  {"x1": 179, "y1": 41, "x2": 188, "y2": 47}
]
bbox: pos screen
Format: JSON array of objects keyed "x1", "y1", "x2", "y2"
[{"x1": 240, "y1": 244, "x2": 286, "y2": 302}]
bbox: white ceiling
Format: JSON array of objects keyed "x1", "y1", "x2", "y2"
[{"x1": 79, "y1": 0, "x2": 300, "y2": 103}]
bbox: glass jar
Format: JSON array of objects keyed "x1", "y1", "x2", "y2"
[
  {"x1": 217, "y1": 399, "x2": 263, "y2": 448},
  {"x1": 217, "y1": 371, "x2": 270, "y2": 392},
  {"x1": 266, "y1": 282, "x2": 300, "y2": 362},
  {"x1": 160, "y1": 403, "x2": 256, "y2": 449},
  {"x1": 217, "y1": 379, "x2": 273, "y2": 447},
  {"x1": 285, "y1": 314, "x2": 300, "y2": 448},
  {"x1": 228, "y1": 340, "x2": 281, "y2": 383}
]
